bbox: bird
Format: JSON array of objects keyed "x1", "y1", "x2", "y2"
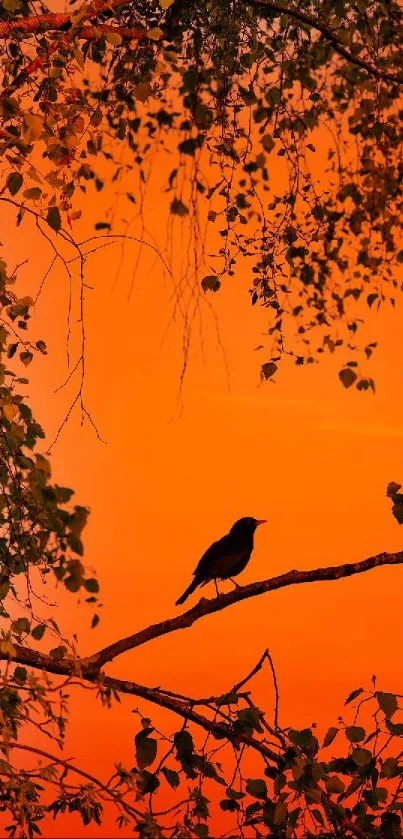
[{"x1": 175, "y1": 517, "x2": 266, "y2": 606}]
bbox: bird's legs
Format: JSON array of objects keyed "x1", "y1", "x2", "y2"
[
  {"x1": 214, "y1": 579, "x2": 221, "y2": 597},
  {"x1": 229, "y1": 577, "x2": 240, "y2": 589}
]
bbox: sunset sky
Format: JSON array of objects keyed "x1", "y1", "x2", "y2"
[{"x1": 2, "y1": 121, "x2": 403, "y2": 836}]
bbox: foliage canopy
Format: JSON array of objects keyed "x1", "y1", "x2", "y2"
[{"x1": 1, "y1": 0, "x2": 403, "y2": 385}]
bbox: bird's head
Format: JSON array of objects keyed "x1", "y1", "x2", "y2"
[{"x1": 230, "y1": 517, "x2": 267, "y2": 535}]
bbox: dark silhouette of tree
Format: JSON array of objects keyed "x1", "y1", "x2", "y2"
[{"x1": 1, "y1": 1, "x2": 403, "y2": 835}]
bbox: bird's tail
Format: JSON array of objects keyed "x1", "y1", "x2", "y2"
[{"x1": 175, "y1": 576, "x2": 201, "y2": 606}]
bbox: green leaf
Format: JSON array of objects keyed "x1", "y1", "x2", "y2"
[
  {"x1": 226, "y1": 788, "x2": 245, "y2": 800},
  {"x1": 170, "y1": 198, "x2": 188, "y2": 217},
  {"x1": 392, "y1": 501, "x2": 403, "y2": 525},
  {"x1": 237, "y1": 707, "x2": 263, "y2": 734},
  {"x1": 11, "y1": 617, "x2": 30, "y2": 635},
  {"x1": 323, "y1": 726, "x2": 339, "y2": 747},
  {"x1": 220, "y1": 798, "x2": 239, "y2": 812},
  {"x1": 6, "y1": 172, "x2": 23, "y2": 196},
  {"x1": 174, "y1": 729, "x2": 194, "y2": 757},
  {"x1": 345, "y1": 726, "x2": 366, "y2": 743},
  {"x1": 245, "y1": 778, "x2": 267, "y2": 799},
  {"x1": 161, "y1": 767, "x2": 180, "y2": 788},
  {"x1": 351, "y1": 747, "x2": 372, "y2": 766},
  {"x1": 325, "y1": 776, "x2": 345, "y2": 794},
  {"x1": 13, "y1": 666, "x2": 27, "y2": 683},
  {"x1": 31, "y1": 623, "x2": 46, "y2": 641},
  {"x1": 23, "y1": 187, "x2": 42, "y2": 200},
  {"x1": 261, "y1": 361, "x2": 278, "y2": 380},
  {"x1": 385, "y1": 719, "x2": 403, "y2": 736},
  {"x1": 46, "y1": 206, "x2": 61, "y2": 233},
  {"x1": 339, "y1": 368, "x2": 357, "y2": 388},
  {"x1": 376, "y1": 691, "x2": 398, "y2": 718},
  {"x1": 288, "y1": 728, "x2": 319, "y2": 755},
  {"x1": 345, "y1": 687, "x2": 364, "y2": 705},
  {"x1": 84, "y1": 578, "x2": 99, "y2": 593},
  {"x1": 386, "y1": 482, "x2": 401, "y2": 497},
  {"x1": 380, "y1": 757, "x2": 399, "y2": 779},
  {"x1": 201, "y1": 275, "x2": 221, "y2": 293},
  {"x1": 135, "y1": 730, "x2": 157, "y2": 770},
  {"x1": 274, "y1": 801, "x2": 287, "y2": 824},
  {"x1": 49, "y1": 645, "x2": 67, "y2": 661}
]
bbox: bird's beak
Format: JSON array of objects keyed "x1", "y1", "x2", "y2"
[{"x1": 255, "y1": 519, "x2": 267, "y2": 526}]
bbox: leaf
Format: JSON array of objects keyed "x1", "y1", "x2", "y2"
[
  {"x1": 323, "y1": 726, "x2": 339, "y2": 748},
  {"x1": 380, "y1": 757, "x2": 399, "y2": 778},
  {"x1": 3, "y1": 403, "x2": 18, "y2": 422},
  {"x1": 20, "y1": 350, "x2": 33, "y2": 367},
  {"x1": 23, "y1": 187, "x2": 42, "y2": 200},
  {"x1": 46, "y1": 206, "x2": 61, "y2": 233},
  {"x1": 351, "y1": 747, "x2": 372, "y2": 766},
  {"x1": 170, "y1": 198, "x2": 188, "y2": 217},
  {"x1": 245, "y1": 778, "x2": 267, "y2": 799},
  {"x1": 49, "y1": 645, "x2": 67, "y2": 661},
  {"x1": 325, "y1": 776, "x2": 345, "y2": 794},
  {"x1": 133, "y1": 82, "x2": 152, "y2": 102},
  {"x1": 261, "y1": 361, "x2": 278, "y2": 380},
  {"x1": 31, "y1": 623, "x2": 46, "y2": 641},
  {"x1": 385, "y1": 719, "x2": 403, "y2": 736},
  {"x1": 392, "y1": 501, "x2": 403, "y2": 525},
  {"x1": 147, "y1": 27, "x2": 163, "y2": 40},
  {"x1": 274, "y1": 801, "x2": 287, "y2": 824},
  {"x1": 376, "y1": 691, "x2": 398, "y2": 718},
  {"x1": 160, "y1": 0, "x2": 174, "y2": 7},
  {"x1": 261, "y1": 134, "x2": 275, "y2": 152},
  {"x1": 367, "y1": 293, "x2": 378, "y2": 308},
  {"x1": 174, "y1": 730, "x2": 194, "y2": 758},
  {"x1": 345, "y1": 687, "x2": 364, "y2": 705},
  {"x1": 178, "y1": 138, "x2": 198, "y2": 156},
  {"x1": 345, "y1": 726, "x2": 366, "y2": 743},
  {"x1": 84, "y1": 578, "x2": 99, "y2": 593},
  {"x1": 23, "y1": 113, "x2": 44, "y2": 142},
  {"x1": 339, "y1": 368, "x2": 357, "y2": 388},
  {"x1": 6, "y1": 172, "x2": 23, "y2": 196},
  {"x1": 94, "y1": 222, "x2": 111, "y2": 231},
  {"x1": 135, "y1": 730, "x2": 158, "y2": 770},
  {"x1": 12, "y1": 617, "x2": 30, "y2": 635},
  {"x1": 201, "y1": 275, "x2": 220, "y2": 293},
  {"x1": 105, "y1": 31, "x2": 122, "y2": 45},
  {"x1": 386, "y1": 482, "x2": 401, "y2": 497},
  {"x1": 161, "y1": 767, "x2": 179, "y2": 788},
  {"x1": 91, "y1": 614, "x2": 100, "y2": 629},
  {"x1": 13, "y1": 666, "x2": 27, "y2": 682}
]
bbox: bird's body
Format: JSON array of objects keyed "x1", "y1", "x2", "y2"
[{"x1": 175, "y1": 517, "x2": 266, "y2": 606}]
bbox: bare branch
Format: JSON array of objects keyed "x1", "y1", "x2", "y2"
[{"x1": 93, "y1": 550, "x2": 403, "y2": 667}]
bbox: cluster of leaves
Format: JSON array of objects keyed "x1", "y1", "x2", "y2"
[
  {"x1": 0, "y1": 256, "x2": 99, "y2": 649},
  {"x1": 114, "y1": 682, "x2": 403, "y2": 839},
  {"x1": 2, "y1": 0, "x2": 403, "y2": 385}
]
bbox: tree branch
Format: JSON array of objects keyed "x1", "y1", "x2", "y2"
[
  {"x1": 244, "y1": 0, "x2": 403, "y2": 86},
  {"x1": 93, "y1": 550, "x2": 403, "y2": 668},
  {"x1": 2, "y1": 553, "x2": 402, "y2": 683}
]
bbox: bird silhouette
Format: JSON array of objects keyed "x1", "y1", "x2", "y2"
[{"x1": 175, "y1": 517, "x2": 266, "y2": 606}]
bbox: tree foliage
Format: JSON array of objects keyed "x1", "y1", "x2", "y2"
[
  {"x1": 1, "y1": 0, "x2": 403, "y2": 385},
  {"x1": 0, "y1": 0, "x2": 403, "y2": 836}
]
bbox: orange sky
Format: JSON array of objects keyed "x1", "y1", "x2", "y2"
[{"x1": 2, "y1": 128, "x2": 403, "y2": 836}]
